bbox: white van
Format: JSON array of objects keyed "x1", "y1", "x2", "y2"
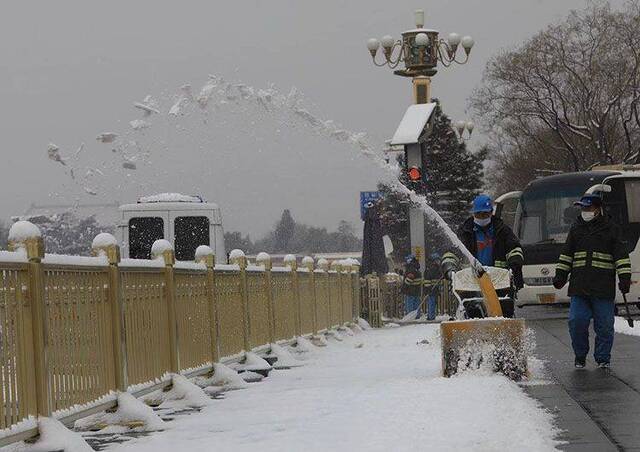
[{"x1": 117, "y1": 193, "x2": 226, "y2": 262}]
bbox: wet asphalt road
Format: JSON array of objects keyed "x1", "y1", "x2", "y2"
[{"x1": 520, "y1": 305, "x2": 640, "y2": 451}]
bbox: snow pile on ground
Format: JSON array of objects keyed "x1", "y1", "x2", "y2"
[
  {"x1": 144, "y1": 375, "x2": 211, "y2": 410},
  {"x1": 269, "y1": 343, "x2": 304, "y2": 368},
  {"x1": 357, "y1": 318, "x2": 371, "y2": 330},
  {"x1": 194, "y1": 363, "x2": 248, "y2": 391},
  {"x1": 236, "y1": 352, "x2": 272, "y2": 373},
  {"x1": 17, "y1": 417, "x2": 92, "y2": 452},
  {"x1": 614, "y1": 316, "x2": 639, "y2": 336},
  {"x1": 114, "y1": 325, "x2": 560, "y2": 452},
  {"x1": 291, "y1": 336, "x2": 317, "y2": 354},
  {"x1": 74, "y1": 392, "x2": 165, "y2": 433}
]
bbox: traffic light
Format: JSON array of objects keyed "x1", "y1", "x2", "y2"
[
  {"x1": 407, "y1": 166, "x2": 422, "y2": 182},
  {"x1": 407, "y1": 166, "x2": 423, "y2": 190}
]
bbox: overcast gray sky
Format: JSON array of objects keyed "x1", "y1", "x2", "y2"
[{"x1": 0, "y1": 0, "x2": 621, "y2": 239}]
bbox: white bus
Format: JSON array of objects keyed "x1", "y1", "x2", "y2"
[
  {"x1": 495, "y1": 166, "x2": 640, "y2": 309},
  {"x1": 117, "y1": 193, "x2": 226, "y2": 262}
]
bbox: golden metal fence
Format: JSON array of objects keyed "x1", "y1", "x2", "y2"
[
  {"x1": 45, "y1": 265, "x2": 114, "y2": 412},
  {"x1": 328, "y1": 272, "x2": 342, "y2": 328},
  {"x1": 272, "y1": 272, "x2": 296, "y2": 341},
  {"x1": 246, "y1": 271, "x2": 271, "y2": 349},
  {"x1": 0, "y1": 264, "x2": 33, "y2": 429},
  {"x1": 297, "y1": 272, "x2": 315, "y2": 334},
  {"x1": 174, "y1": 270, "x2": 212, "y2": 371},
  {"x1": 120, "y1": 269, "x2": 171, "y2": 387},
  {"x1": 0, "y1": 232, "x2": 362, "y2": 438},
  {"x1": 214, "y1": 271, "x2": 245, "y2": 358},
  {"x1": 314, "y1": 272, "x2": 330, "y2": 332}
]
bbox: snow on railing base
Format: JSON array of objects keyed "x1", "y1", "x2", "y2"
[{"x1": 0, "y1": 328, "x2": 354, "y2": 447}]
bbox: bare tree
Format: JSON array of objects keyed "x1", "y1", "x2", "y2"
[{"x1": 472, "y1": 1, "x2": 640, "y2": 184}]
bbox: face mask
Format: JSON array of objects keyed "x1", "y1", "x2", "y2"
[
  {"x1": 581, "y1": 211, "x2": 596, "y2": 222},
  {"x1": 474, "y1": 217, "x2": 491, "y2": 227}
]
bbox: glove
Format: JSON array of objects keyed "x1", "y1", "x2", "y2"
[
  {"x1": 511, "y1": 266, "x2": 524, "y2": 290},
  {"x1": 619, "y1": 278, "x2": 631, "y2": 294},
  {"x1": 552, "y1": 276, "x2": 566, "y2": 290}
]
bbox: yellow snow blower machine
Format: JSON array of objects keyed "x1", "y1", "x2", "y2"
[{"x1": 441, "y1": 264, "x2": 528, "y2": 380}]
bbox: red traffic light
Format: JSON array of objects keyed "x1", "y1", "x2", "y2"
[{"x1": 407, "y1": 166, "x2": 422, "y2": 182}]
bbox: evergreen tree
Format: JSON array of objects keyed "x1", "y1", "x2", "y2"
[
  {"x1": 377, "y1": 101, "x2": 486, "y2": 263},
  {"x1": 273, "y1": 209, "x2": 296, "y2": 252}
]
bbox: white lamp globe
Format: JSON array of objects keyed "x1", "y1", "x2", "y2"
[
  {"x1": 415, "y1": 33, "x2": 429, "y2": 47},
  {"x1": 461, "y1": 35, "x2": 475, "y2": 50},
  {"x1": 448, "y1": 32, "x2": 461, "y2": 47},
  {"x1": 367, "y1": 38, "x2": 380, "y2": 52},
  {"x1": 381, "y1": 35, "x2": 395, "y2": 49}
]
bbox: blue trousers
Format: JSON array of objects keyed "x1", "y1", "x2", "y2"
[
  {"x1": 405, "y1": 295, "x2": 421, "y2": 317},
  {"x1": 427, "y1": 294, "x2": 437, "y2": 320},
  {"x1": 568, "y1": 295, "x2": 615, "y2": 364}
]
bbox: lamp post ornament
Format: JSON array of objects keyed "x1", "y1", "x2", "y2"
[{"x1": 367, "y1": 9, "x2": 474, "y2": 104}]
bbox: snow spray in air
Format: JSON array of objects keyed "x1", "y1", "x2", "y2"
[{"x1": 48, "y1": 75, "x2": 474, "y2": 262}]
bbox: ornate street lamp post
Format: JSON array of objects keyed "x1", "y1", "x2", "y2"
[
  {"x1": 367, "y1": 9, "x2": 474, "y2": 104},
  {"x1": 366, "y1": 10, "x2": 475, "y2": 269}
]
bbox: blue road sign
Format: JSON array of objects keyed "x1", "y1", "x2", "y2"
[{"x1": 360, "y1": 191, "x2": 382, "y2": 220}]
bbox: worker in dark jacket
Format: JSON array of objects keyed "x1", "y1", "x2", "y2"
[
  {"x1": 401, "y1": 255, "x2": 423, "y2": 317},
  {"x1": 553, "y1": 194, "x2": 631, "y2": 369},
  {"x1": 441, "y1": 194, "x2": 524, "y2": 318}
]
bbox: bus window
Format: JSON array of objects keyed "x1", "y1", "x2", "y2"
[
  {"x1": 626, "y1": 180, "x2": 640, "y2": 223},
  {"x1": 129, "y1": 217, "x2": 164, "y2": 259},
  {"x1": 517, "y1": 188, "x2": 584, "y2": 245},
  {"x1": 174, "y1": 216, "x2": 210, "y2": 261}
]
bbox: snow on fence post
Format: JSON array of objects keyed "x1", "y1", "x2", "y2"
[
  {"x1": 195, "y1": 245, "x2": 219, "y2": 363},
  {"x1": 284, "y1": 254, "x2": 301, "y2": 337},
  {"x1": 91, "y1": 233, "x2": 128, "y2": 392},
  {"x1": 8, "y1": 221, "x2": 51, "y2": 417},
  {"x1": 301, "y1": 256, "x2": 317, "y2": 334},
  {"x1": 229, "y1": 249, "x2": 251, "y2": 352},
  {"x1": 151, "y1": 240, "x2": 180, "y2": 373},
  {"x1": 256, "y1": 252, "x2": 274, "y2": 344}
]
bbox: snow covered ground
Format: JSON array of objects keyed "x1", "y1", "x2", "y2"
[{"x1": 110, "y1": 324, "x2": 560, "y2": 452}]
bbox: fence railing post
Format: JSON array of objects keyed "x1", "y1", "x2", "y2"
[
  {"x1": 92, "y1": 235, "x2": 127, "y2": 392},
  {"x1": 230, "y1": 250, "x2": 250, "y2": 352},
  {"x1": 152, "y1": 241, "x2": 179, "y2": 373},
  {"x1": 284, "y1": 255, "x2": 300, "y2": 337},
  {"x1": 256, "y1": 253, "x2": 274, "y2": 344},
  {"x1": 352, "y1": 263, "x2": 360, "y2": 321},
  {"x1": 302, "y1": 256, "x2": 316, "y2": 335},
  {"x1": 9, "y1": 224, "x2": 51, "y2": 417},
  {"x1": 317, "y1": 258, "x2": 330, "y2": 329},
  {"x1": 196, "y1": 246, "x2": 218, "y2": 364}
]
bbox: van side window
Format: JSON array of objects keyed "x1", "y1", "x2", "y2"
[
  {"x1": 129, "y1": 217, "x2": 164, "y2": 259},
  {"x1": 175, "y1": 216, "x2": 210, "y2": 261}
]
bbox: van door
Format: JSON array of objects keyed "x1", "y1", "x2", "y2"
[
  {"x1": 122, "y1": 211, "x2": 169, "y2": 259},
  {"x1": 170, "y1": 211, "x2": 213, "y2": 261}
]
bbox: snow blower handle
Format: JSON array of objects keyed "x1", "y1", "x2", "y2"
[{"x1": 622, "y1": 293, "x2": 634, "y2": 328}]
